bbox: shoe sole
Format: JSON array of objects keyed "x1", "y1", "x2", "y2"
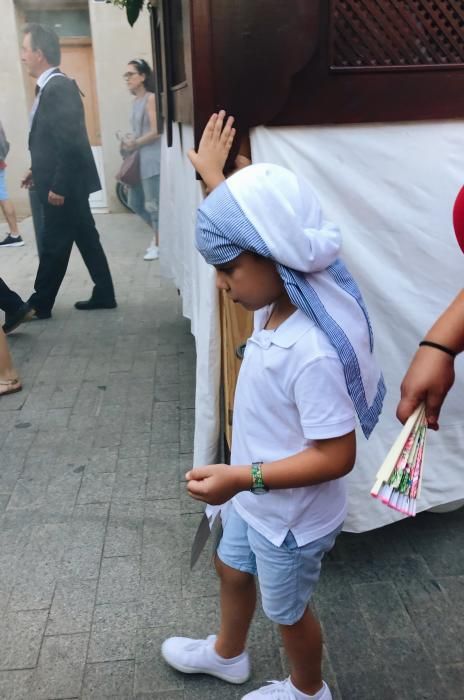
[
  {"x1": 161, "y1": 649, "x2": 250, "y2": 684},
  {"x1": 0, "y1": 243, "x2": 25, "y2": 248}
]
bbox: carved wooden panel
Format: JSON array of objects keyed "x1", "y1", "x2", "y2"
[
  {"x1": 330, "y1": 0, "x2": 464, "y2": 71},
  {"x1": 152, "y1": 1, "x2": 464, "y2": 134}
]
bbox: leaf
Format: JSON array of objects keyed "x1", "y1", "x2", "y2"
[{"x1": 126, "y1": 0, "x2": 144, "y2": 26}]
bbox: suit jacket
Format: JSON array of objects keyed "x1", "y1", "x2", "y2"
[{"x1": 29, "y1": 71, "x2": 101, "y2": 201}]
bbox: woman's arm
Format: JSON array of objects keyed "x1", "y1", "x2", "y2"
[
  {"x1": 185, "y1": 431, "x2": 356, "y2": 505},
  {"x1": 397, "y1": 290, "x2": 464, "y2": 428}
]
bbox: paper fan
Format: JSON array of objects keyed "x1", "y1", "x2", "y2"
[{"x1": 371, "y1": 404, "x2": 427, "y2": 517}]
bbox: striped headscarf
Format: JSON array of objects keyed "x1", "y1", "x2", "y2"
[{"x1": 196, "y1": 163, "x2": 385, "y2": 438}]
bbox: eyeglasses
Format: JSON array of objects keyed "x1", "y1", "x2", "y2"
[{"x1": 123, "y1": 71, "x2": 138, "y2": 79}]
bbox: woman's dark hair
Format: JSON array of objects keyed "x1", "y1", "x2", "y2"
[
  {"x1": 23, "y1": 23, "x2": 61, "y2": 66},
  {"x1": 129, "y1": 59, "x2": 156, "y2": 92}
]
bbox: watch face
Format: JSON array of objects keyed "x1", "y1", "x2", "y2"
[{"x1": 251, "y1": 486, "x2": 268, "y2": 495}]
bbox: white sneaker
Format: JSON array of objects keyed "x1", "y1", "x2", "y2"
[
  {"x1": 144, "y1": 245, "x2": 159, "y2": 260},
  {"x1": 241, "y1": 678, "x2": 332, "y2": 699},
  {"x1": 161, "y1": 634, "x2": 251, "y2": 684}
]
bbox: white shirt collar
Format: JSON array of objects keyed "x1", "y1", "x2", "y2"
[
  {"x1": 36, "y1": 66, "x2": 60, "y2": 90},
  {"x1": 252, "y1": 307, "x2": 315, "y2": 349}
]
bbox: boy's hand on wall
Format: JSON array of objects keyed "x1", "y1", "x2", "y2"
[
  {"x1": 185, "y1": 463, "x2": 248, "y2": 505},
  {"x1": 188, "y1": 110, "x2": 236, "y2": 191}
]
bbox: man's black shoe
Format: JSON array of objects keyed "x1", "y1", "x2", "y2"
[
  {"x1": 2, "y1": 302, "x2": 34, "y2": 334},
  {"x1": 74, "y1": 299, "x2": 117, "y2": 310}
]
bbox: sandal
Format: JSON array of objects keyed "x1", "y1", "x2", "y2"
[{"x1": 0, "y1": 378, "x2": 22, "y2": 397}]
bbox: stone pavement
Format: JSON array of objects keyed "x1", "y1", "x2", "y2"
[{"x1": 0, "y1": 213, "x2": 463, "y2": 699}]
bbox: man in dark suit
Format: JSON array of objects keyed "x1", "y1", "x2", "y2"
[{"x1": 20, "y1": 23, "x2": 116, "y2": 321}]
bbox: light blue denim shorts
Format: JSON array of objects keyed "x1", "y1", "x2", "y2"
[
  {"x1": 217, "y1": 505, "x2": 342, "y2": 625},
  {"x1": 0, "y1": 170, "x2": 8, "y2": 201}
]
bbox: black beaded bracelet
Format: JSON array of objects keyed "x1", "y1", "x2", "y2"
[{"x1": 419, "y1": 340, "x2": 457, "y2": 358}]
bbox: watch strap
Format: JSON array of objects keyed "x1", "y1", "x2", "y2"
[{"x1": 251, "y1": 461, "x2": 267, "y2": 491}]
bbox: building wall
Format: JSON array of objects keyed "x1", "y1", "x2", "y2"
[
  {"x1": 1, "y1": 0, "x2": 153, "y2": 216},
  {"x1": 1, "y1": 2, "x2": 32, "y2": 217},
  {"x1": 89, "y1": 1, "x2": 153, "y2": 212}
]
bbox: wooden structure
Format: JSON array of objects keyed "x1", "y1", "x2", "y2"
[
  {"x1": 150, "y1": 0, "x2": 464, "y2": 446},
  {"x1": 152, "y1": 0, "x2": 464, "y2": 141}
]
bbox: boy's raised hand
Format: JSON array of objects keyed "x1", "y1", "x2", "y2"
[
  {"x1": 186, "y1": 463, "x2": 247, "y2": 506},
  {"x1": 188, "y1": 110, "x2": 236, "y2": 191}
]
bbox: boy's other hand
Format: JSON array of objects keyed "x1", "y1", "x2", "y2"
[
  {"x1": 186, "y1": 463, "x2": 247, "y2": 505},
  {"x1": 188, "y1": 110, "x2": 236, "y2": 191}
]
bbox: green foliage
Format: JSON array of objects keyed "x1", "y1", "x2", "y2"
[{"x1": 109, "y1": 0, "x2": 145, "y2": 27}]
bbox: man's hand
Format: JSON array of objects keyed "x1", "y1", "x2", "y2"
[
  {"x1": 396, "y1": 346, "x2": 455, "y2": 430},
  {"x1": 188, "y1": 110, "x2": 236, "y2": 191},
  {"x1": 186, "y1": 463, "x2": 248, "y2": 505},
  {"x1": 21, "y1": 170, "x2": 33, "y2": 189},
  {"x1": 48, "y1": 191, "x2": 65, "y2": 207}
]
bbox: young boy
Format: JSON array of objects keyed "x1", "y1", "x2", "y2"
[{"x1": 161, "y1": 112, "x2": 385, "y2": 699}]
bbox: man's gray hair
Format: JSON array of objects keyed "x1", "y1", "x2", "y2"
[{"x1": 23, "y1": 23, "x2": 61, "y2": 66}]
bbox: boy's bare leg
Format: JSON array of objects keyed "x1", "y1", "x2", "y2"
[
  {"x1": 280, "y1": 607, "x2": 324, "y2": 696},
  {"x1": 0, "y1": 199, "x2": 20, "y2": 235},
  {"x1": 214, "y1": 556, "x2": 256, "y2": 658}
]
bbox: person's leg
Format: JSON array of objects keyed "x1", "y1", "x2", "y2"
[
  {"x1": 246, "y1": 526, "x2": 342, "y2": 698},
  {"x1": 127, "y1": 182, "x2": 152, "y2": 227},
  {"x1": 29, "y1": 188, "x2": 46, "y2": 258},
  {"x1": 28, "y1": 200, "x2": 74, "y2": 315},
  {"x1": 0, "y1": 328, "x2": 21, "y2": 394},
  {"x1": 0, "y1": 171, "x2": 21, "y2": 241},
  {"x1": 72, "y1": 195, "x2": 116, "y2": 303},
  {"x1": 214, "y1": 556, "x2": 256, "y2": 658},
  {"x1": 0, "y1": 278, "x2": 24, "y2": 314},
  {"x1": 0, "y1": 199, "x2": 20, "y2": 235},
  {"x1": 141, "y1": 175, "x2": 160, "y2": 247},
  {"x1": 161, "y1": 506, "x2": 255, "y2": 684},
  {"x1": 279, "y1": 608, "x2": 324, "y2": 696}
]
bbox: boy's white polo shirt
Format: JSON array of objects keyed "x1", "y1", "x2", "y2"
[{"x1": 231, "y1": 307, "x2": 356, "y2": 547}]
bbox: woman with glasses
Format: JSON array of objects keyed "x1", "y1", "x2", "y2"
[{"x1": 122, "y1": 59, "x2": 161, "y2": 260}]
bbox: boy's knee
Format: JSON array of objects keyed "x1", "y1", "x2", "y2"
[{"x1": 215, "y1": 555, "x2": 253, "y2": 588}]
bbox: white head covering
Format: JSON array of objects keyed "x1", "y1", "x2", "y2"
[{"x1": 196, "y1": 163, "x2": 385, "y2": 438}]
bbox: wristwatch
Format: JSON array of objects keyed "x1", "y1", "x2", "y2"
[{"x1": 250, "y1": 462, "x2": 269, "y2": 495}]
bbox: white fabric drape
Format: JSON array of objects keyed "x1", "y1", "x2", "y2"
[
  {"x1": 251, "y1": 123, "x2": 464, "y2": 531},
  {"x1": 158, "y1": 125, "x2": 221, "y2": 468}
]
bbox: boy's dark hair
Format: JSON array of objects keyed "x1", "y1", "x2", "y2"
[
  {"x1": 23, "y1": 23, "x2": 61, "y2": 66},
  {"x1": 129, "y1": 58, "x2": 156, "y2": 92}
]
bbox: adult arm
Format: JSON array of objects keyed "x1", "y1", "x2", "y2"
[{"x1": 397, "y1": 290, "x2": 464, "y2": 429}]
